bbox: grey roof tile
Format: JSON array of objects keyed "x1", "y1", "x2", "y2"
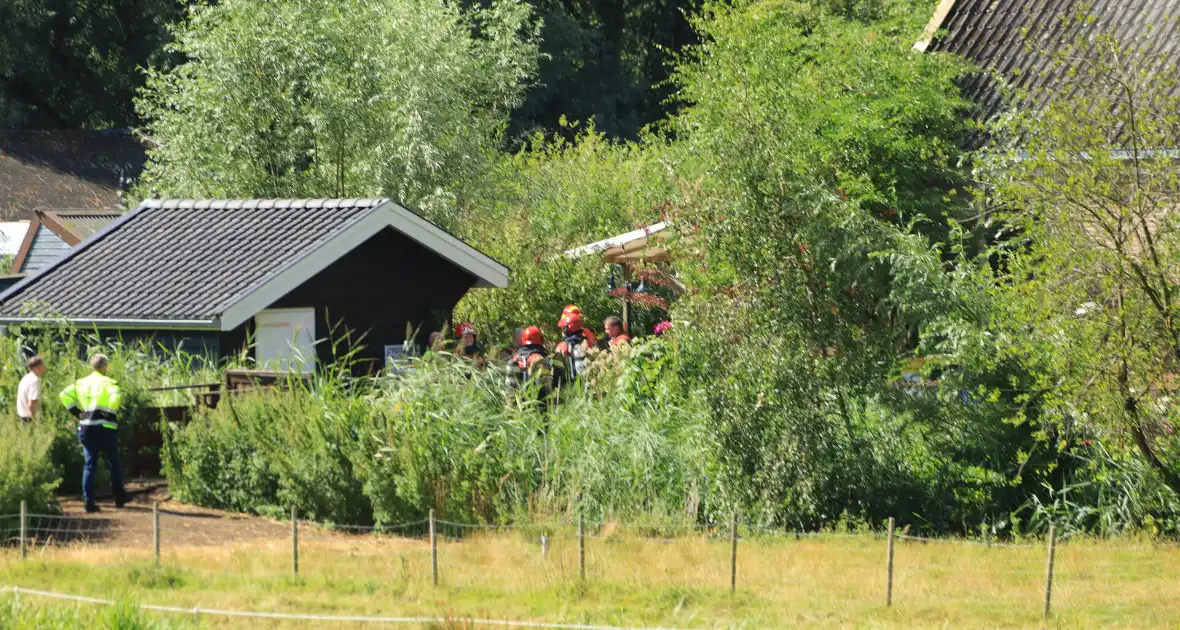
[
  {"x1": 0, "y1": 198, "x2": 389, "y2": 322},
  {"x1": 51, "y1": 210, "x2": 122, "y2": 239},
  {"x1": 928, "y1": 0, "x2": 1180, "y2": 144}
]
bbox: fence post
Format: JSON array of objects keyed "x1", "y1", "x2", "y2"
[
  {"x1": 429, "y1": 508, "x2": 438, "y2": 586},
  {"x1": 886, "y1": 517, "x2": 895, "y2": 607},
  {"x1": 578, "y1": 514, "x2": 586, "y2": 581},
  {"x1": 729, "y1": 512, "x2": 738, "y2": 593},
  {"x1": 153, "y1": 502, "x2": 161, "y2": 568},
  {"x1": 19, "y1": 501, "x2": 27, "y2": 560},
  {"x1": 1043, "y1": 522, "x2": 1057, "y2": 619},
  {"x1": 291, "y1": 505, "x2": 299, "y2": 577}
]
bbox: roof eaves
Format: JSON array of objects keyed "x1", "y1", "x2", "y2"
[
  {"x1": 212, "y1": 205, "x2": 384, "y2": 330},
  {"x1": 9, "y1": 212, "x2": 42, "y2": 273},
  {"x1": 565, "y1": 222, "x2": 670, "y2": 259},
  {"x1": 914, "y1": 0, "x2": 961, "y2": 52},
  {"x1": 0, "y1": 316, "x2": 217, "y2": 330},
  {"x1": 389, "y1": 199, "x2": 510, "y2": 272},
  {"x1": 38, "y1": 209, "x2": 87, "y2": 245},
  {"x1": 372, "y1": 200, "x2": 510, "y2": 287}
]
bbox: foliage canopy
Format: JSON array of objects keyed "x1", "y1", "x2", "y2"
[{"x1": 136, "y1": 0, "x2": 539, "y2": 223}]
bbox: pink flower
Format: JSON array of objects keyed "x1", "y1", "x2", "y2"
[{"x1": 653, "y1": 320, "x2": 673, "y2": 335}]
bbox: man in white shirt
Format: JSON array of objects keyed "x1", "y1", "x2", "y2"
[{"x1": 16, "y1": 355, "x2": 46, "y2": 423}]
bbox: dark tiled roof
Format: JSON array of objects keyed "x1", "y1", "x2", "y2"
[
  {"x1": 0, "y1": 131, "x2": 145, "y2": 219},
  {"x1": 0, "y1": 199, "x2": 386, "y2": 322},
  {"x1": 50, "y1": 210, "x2": 123, "y2": 239},
  {"x1": 923, "y1": 0, "x2": 1180, "y2": 123}
]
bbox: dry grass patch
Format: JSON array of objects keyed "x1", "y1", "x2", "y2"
[{"x1": 0, "y1": 533, "x2": 1177, "y2": 628}]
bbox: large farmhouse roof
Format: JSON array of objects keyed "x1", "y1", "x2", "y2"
[
  {"x1": 916, "y1": 0, "x2": 1180, "y2": 123},
  {"x1": 0, "y1": 198, "x2": 509, "y2": 330},
  {"x1": 0, "y1": 131, "x2": 144, "y2": 218}
]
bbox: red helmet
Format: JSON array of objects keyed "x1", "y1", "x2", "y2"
[
  {"x1": 559, "y1": 312, "x2": 584, "y2": 331},
  {"x1": 455, "y1": 322, "x2": 477, "y2": 338},
  {"x1": 562, "y1": 304, "x2": 582, "y2": 316},
  {"x1": 521, "y1": 326, "x2": 544, "y2": 346}
]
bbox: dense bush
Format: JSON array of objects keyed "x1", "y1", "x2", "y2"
[
  {"x1": 456, "y1": 127, "x2": 677, "y2": 341},
  {"x1": 0, "y1": 421, "x2": 59, "y2": 516}
]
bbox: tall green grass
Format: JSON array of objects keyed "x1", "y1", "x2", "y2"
[
  {"x1": 0, "y1": 422, "x2": 59, "y2": 516},
  {"x1": 163, "y1": 340, "x2": 715, "y2": 526},
  {"x1": 0, "y1": 594, "x2": 185, "y2": 629}
]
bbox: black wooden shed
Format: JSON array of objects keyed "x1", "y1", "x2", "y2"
[{"x1": 0, "y1": 198, "x2": 509, "y2": 371}]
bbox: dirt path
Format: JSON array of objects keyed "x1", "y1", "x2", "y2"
[{"x1": 45, "y1": 479, "x2": 299, "y2": 548}]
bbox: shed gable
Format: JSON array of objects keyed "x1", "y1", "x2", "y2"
[{"x1": 20, "y1": 225, "x2": 71, "y2": 274}]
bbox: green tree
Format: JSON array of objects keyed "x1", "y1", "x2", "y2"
[
  {"x1": 136, "y1": 0, "x2": 539, "y2": 222},
  {"x1": 665, "y1": 0, "x2": 984, "y2": 527},
  {"x1": 509, "y1": 0, "x2": 702, "y2": 141},
  {"x1": 0, "y1": 0, "x2": 184, "y2": 129},
  {"x1": 975, "y1": 29, "x2": 1180, "y2": 499}
]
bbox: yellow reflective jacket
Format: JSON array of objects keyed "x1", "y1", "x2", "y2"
[{"x1": 59, "y1": 371, "x2": 123, "y2": 429}]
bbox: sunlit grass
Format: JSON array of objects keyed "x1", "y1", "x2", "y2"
[{"x1": 1, "y1": 532, "x2": 1178, "y2": 628}]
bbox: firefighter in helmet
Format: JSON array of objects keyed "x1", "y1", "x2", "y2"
[
  {"x1": 559, "y1": 305, "x2": 599, "y2": 346},
  {"x1": 505, "y1": 325, "x2": 553, "y2": 408},
  {"x1": 554, "y1": 309, "x2": 594, "y2": 387}
]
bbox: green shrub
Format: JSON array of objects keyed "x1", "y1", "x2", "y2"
[{"x1": 0, "y1": 420, "x2": 60, "y2": 516}]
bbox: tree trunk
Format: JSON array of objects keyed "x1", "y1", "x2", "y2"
[{"x1": 1125, "y1": 395, "x2": 1180, "y2": 495}]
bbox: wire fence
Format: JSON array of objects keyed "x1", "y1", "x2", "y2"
[{"x1": 3, "y1": 504, "x2": 1179, "y2": 625}]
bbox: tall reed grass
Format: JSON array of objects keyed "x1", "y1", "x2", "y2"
[{"x1": 163, "y1": 341, "x2": 715, "y2": 527}]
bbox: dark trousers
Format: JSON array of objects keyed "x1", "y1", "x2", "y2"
[{"x1": 77, "y1": 425, "x2": 125, "y2": 505}]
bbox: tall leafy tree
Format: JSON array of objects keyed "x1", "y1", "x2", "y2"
[
  {"x1": 136, "y1": 0, "x2": 539, "y2": 222},
  {"x1": 973, "y1": 30, "x2": 1180, "y2": 500},
  {"x1": 666, "y1": 0, "x2": 985, "y2": 527},
  {"x1": 509, "y1": 0, "x2": 701, "y2": 141},
  {"x1": 0, "y1": 0, "x2": 183, "y2": 129}
]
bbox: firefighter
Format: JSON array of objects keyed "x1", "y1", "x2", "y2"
[
  {"x1": 559, "y1": 305, "x2": 599, "y2": 346},
  {"x1": 60, "y1": 354, "x2": 129, "y2": 513},
  {"x1": 555, "y1": 310, "x2": 594, "y2": 385},
  {"x1": 603, "y1": 315, "x2": 631, "y2": 350},
  {"x1": 454, "y1": 322, "x2": 486, "y2": 369},
  {"x1": 505, "y1": 326, "x2": 553, "y2": 408}
]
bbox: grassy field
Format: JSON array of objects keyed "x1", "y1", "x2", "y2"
[{"x1": 0, "y1": 529, "x2": 1178, "y2": 628}]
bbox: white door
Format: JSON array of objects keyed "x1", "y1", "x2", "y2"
[{"x1": 255, "y1": 308, "x2": 316, "y2": 372}]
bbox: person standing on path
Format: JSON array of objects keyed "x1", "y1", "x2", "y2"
[
  {"x1": 60, "y1": 354, "x2": 129, "y2": 513},
  {"x1": 16, "y1": 355, "x2": 46, "y2": 423}
]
